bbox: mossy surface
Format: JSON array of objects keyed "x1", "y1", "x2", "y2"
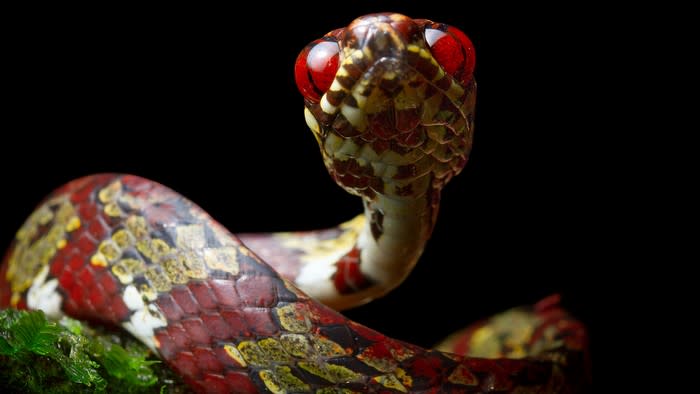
[{"x1": 0, "y1": 309, "x2": 189, "y2": 393}]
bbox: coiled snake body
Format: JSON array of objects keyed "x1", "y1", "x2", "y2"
[{"x1": 1, "y1": 13, "x2": 588, "y2": 393}]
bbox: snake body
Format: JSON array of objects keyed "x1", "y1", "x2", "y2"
[{"x1": 0, "y1": 13, "x2": 588, "y2": 393}]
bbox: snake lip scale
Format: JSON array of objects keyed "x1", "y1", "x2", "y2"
[{"x1": 1, "y1": 13, "x2": 588, "y2": 394}]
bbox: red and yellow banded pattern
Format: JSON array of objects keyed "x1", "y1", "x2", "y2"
[
  {"x1": 1, "y1": 13, "x2": 588, "y2": 394},
  {"x1": 1, "y1": 174, "x2": 586, "y2": 393}
]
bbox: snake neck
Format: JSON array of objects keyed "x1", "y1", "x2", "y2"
[
  {"x1": 353, "y1": 192, "x2": 437, "y2": 294},
  {"x1": 301, "y1": 191, "x2": 439, "y2": 310},
  {"x1": 239, "y1": 188, "x2": 439, "y2": 311}
]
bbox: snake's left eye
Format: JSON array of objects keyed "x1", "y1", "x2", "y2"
[
  {"x1": 295, "y1": 39, "x2": 341, "y2": 102},
  {"x1": 425, "y1": 25, "x2": 475, "y2": 85}
]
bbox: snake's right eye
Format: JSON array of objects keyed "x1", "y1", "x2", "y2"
[
  {"x1": 295, "y1": 39, "x2": 341, "y2": 102},
  {"x1": 425, "y1": 25, "x2": 475, "y2": 85}
]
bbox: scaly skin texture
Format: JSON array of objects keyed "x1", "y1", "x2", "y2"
[
  {"x1": 1, "y1": 175, "x2": 587, "y2": 393},
  {"x1": 1, "y1": 13, "x2": 589, "y2": 393}
]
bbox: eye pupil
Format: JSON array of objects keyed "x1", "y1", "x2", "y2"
[
  {"x1": 426, "y1": 26, "x2": 475, "y2": 85},
  {"x1": 295, "y1": 39, "x2": 340, "y2": 102}
]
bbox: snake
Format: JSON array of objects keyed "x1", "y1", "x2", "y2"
[{"x1": 0, "y1": 13, "x2": 588, "y2": 393}]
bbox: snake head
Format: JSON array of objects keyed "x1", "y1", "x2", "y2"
[{"x1": 295, "y1": 13, "x2": 476, "y2": 200}]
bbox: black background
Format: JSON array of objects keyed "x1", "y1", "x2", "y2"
[{"x1": 3, "y1": 3, "x2": 594, "y2": 355}]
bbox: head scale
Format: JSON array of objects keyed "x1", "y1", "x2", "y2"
[{"x1": 295, "y1": 13, "x2": 476, "y2": 201}]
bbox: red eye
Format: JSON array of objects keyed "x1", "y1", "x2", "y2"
[
  {"x1": 295, "y1": 39, "x2": 341, "y2": 102},
  {"x1": 425, "y1": 25, "x2": 475, "y2": 85}
]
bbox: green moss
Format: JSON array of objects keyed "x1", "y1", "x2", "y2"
[{"x1": 0, "y1": 309, "x2": 189, "y2": 393}]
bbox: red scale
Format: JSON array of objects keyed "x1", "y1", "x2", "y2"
[
  {"x1": 98, "y1": 271, "x2": 120, "y2": 295},
  {"x1": 104, "y1": 296, "x2": 130, "y2": 323},
  {"x1": 87, "y1": 216, "x2": 109, "y2": 240},
  {"x1": 219, "y1": 309, "x2": 249, "y2": 337},
  {"x1": 170, "y1": 286, "x2": 200, "y2": 315},
  {"x1": 188, "y1": 281, "x2": 218, "y2": 310},
  {"x1": 182, "y1": 317, "x2": 212, "y2": 345},
  {"x1": 68, "y1": 282, "x2": 84, "y2": 305},
  {"x1": 87, "y1": 283, "x2": 107, "y2": 310},
  {"x1": 241, "y1": 307, "x2": 278, "y2": 337},
  {"x1": 77, "y1": 201, "x2": 98, "y2": 222},
  {"x1": 156, "y1": 293, "x2": 186, "y2": 321},
  {"x1": 208, "y1": 279, "x2": 242, "y2": 308},
  {"x1": 201, "y1": 373, "x2": 229, "y2": 394},
  {"x1": 236, "y1": 275, "x2": 277, "y2": 307},
  {"x1": 54, "y1": 262, "x2": 72, "y2": 286},
  {"x1": 305, "y1": 300, "x2": 346, "y2": 326},
  {"x1": 49, "y1": 252, "x2": 67, "y2": 277},
  {"x1": 76, "y1": 264, "x2": 96, "y2": 284},
  {"x1": 61, "y1": 297, "x2": 81, "y2": 318},
  {"x1": 74, "y1": 231, "x2": 97, "y2": 254},
  {"x1": 200, "y1": 312, "x2": 230, "y2": 340},
  {"x1": 172, "y1": 351, "x2": 199, "y2": 379},
  {"x1": 167, "y1": 323, "x2": 190, "y2": 349},
  {"x1": 222, "y1": 372, "x2": 257, "y2": 393},
  {"x1": 154, "y1": 331, "x2": 177, "y2": 359},
  {"x1": 192, "y1": 346, "x2": 224, "y2": 374}
]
